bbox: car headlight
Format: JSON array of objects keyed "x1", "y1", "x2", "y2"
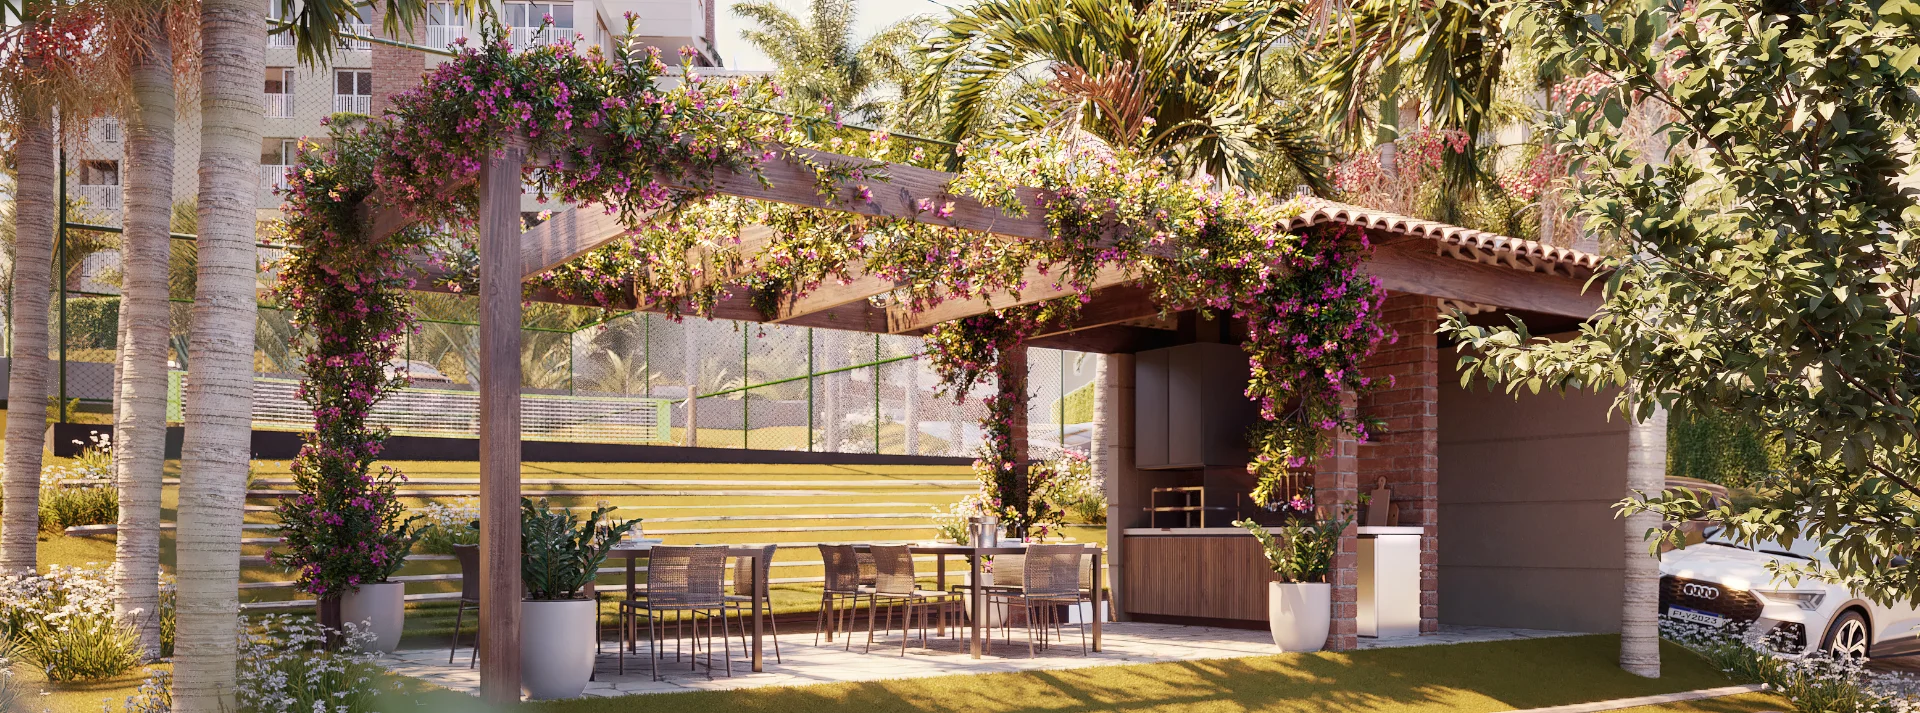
[{"x1": 1754, "y1": 590, "x2": 1827, "y2": 611}]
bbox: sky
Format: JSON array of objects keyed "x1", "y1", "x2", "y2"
[{"x1": 713, "y1": 0, "x2": 950, "y2": 72}]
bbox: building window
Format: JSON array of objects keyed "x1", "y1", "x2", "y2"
[
  {"x1": 334, "y1": 70, "x2": 372, "y2": 115},
  {"x1": 339, "y1": 4, "x2": 372, "y2": 51},
  {"x1": 264, "y1": 68, "x2": 295, "y2": 118},
  {"x1": 505, "y1": 1, "x2": 573, "y2": 48},
  {"x1": 267, "y1": 0, "x2": 296, "y2": 48},
  {"x1": 426, "y1": 1, "x2": 468, "y2": 49},
  {"x1": 261, "y1": 139, "x2": 297, "y2": 192},
  {"x1": 76, "y1": 160, "x2": 122, "y2": 211}
]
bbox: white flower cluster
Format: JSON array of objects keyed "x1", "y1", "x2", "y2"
[
  {"x1": 45, "y1": 433, "x2": 115, "y2": 488},
  {"x1": 0, "y1": 564, "x2": 123, "y2": 632},
  {"x1": 416, "y1": 498, "x2": 479, "y2": 533},
  {"x1": 234, "y1": 614, "x2": 384, "y2": 713},
  {"x1": 110, "y1": 668, "x2": 172, "y2": 713}
]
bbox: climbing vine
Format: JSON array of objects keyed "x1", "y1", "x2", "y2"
[{"x1": 276, "y1": 21, "x2": 1391, "y2": 578}]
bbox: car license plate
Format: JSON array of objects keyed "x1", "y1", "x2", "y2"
[{"x1": 1667, "y1": 605, "x2": 1727, "y2": 628}]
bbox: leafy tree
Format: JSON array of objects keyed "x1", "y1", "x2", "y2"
[
  {"x1": 731, "y1": 0, "x2": 928, "y2": 125},
  {"x1": 909, "y1": 0, "x2": 1329, "y2": 192},
  {"x1": 1444, "y1": 0, "x2": 1920, "y2": 605}
]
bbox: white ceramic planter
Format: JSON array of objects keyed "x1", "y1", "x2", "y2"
[
  {"x1": 1268, "y1": 582, "x2": 1331, "y2": 653},
  {"x1": 340, "y1": 581, "x2": 405, "y2": 653},
  {"x1": 521, "y1": 598, "x2": 598, "y2": 700},
  {"x1": 964, "y1": 571, "x2": 1008, "y2": 628}
]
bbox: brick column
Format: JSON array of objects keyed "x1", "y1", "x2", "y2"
[
  {"x1": 1358, "y1": 292, "x2": 1442, "y2": 633},
  {"x1": 1315, "y1": 394, "x2": 1361, "y2": 651},
  {"x1": 370, "y1": 7, "x2": 423, "y2": 117}
]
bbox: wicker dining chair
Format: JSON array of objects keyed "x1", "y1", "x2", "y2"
[
  {"x1": 865, "y1": 545, "x2": 961, "y2": 656},
  {"x1": 815, "y1": 545, "x2": 870, "y2": 650},
  {"x1": 725, "y1": 544, "x2": 781, "y2": 664},
  {"x1": 988, "y1": 544, "x2": 1092, "y2": 657},
  {"x1": 618, "y1": 545, "x2": 733, "y2": 680},
  {"x1": 448, "y1": 544, "x2": 481, "y2": 668}
]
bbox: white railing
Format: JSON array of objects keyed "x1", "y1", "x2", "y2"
[
  {"x1": 342, "y1": 23, "x2": 371, "y2": 50},
  {"x1": 333, "y1": 94, "x2": 371, "y2": 115},
  {"x1": 264, "y1": 93, "x2": 294, "y2": 119},
  {"x1": 510, "y1": 25, "x2": 567, "y2": 48},
  {"x1": 426, "y1": 24, "x2": 465, "y2": 49},
  {"x1": 90, "y1": 121, "x2": 121, "y2": 143},
  {"x1": 74, "y1": 185, "x2": 122, "y2": 212},
  {"x1": 268, "y1": 31, "x2": 295, "y2": 49},
  {"x1": 261, "y1": 165, "x2": 294, "y2": 193}
]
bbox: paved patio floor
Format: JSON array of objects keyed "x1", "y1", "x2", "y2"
[{"x1": 383, "y1": 621, "x2": 1583, "y2": 699}]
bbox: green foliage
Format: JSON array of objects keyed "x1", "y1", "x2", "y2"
[
  {"x1": 910, "y1": 0, "x2": 1329, "y2": 192},
  {"x1": 11, "y1": 610, "x2": 141, "y2": 683},
  {"x1": 1667, "y1": 409, "x2": 1780, "y2": 490},
  {"x1": 1044, "y1": 451, "x2": 1106, "y2": 525},
  {"x1": 62, "y1": 295, "x2": 119, "y2": 351},
  {"x1": 1666, "y1": 621, "x2": 1905, "y2": 712},
  {"x1": 520, "y1": 498, "x2": 635, "y2": 601},
  {"x1": 236, "y1": 615, "x2": 384, "y2": 713},
  {"x1": 412, "y1": 497, "x2": 480, "y2": 555},
  {"x1": 1050, "y1": 381, "x2": 1094, "y2": 424},
  {"x1": 1443, "y1": 0, "x2": 1920, "y2": 606},
  {"x1": 731, "y1": 0, "x2": 929, "y2": 125},
  {"x1": 37, "y1": 484, "x2": 117, "y2": 532},
  {"x1": 1235, "y1": 506, "x2": 1354, "y2": 584}
]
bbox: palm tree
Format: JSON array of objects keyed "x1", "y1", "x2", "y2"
[
  {"x1": 1308, "y1": 0, "x2": 1517, "y2": 220},
  {"x1": 908, "y1": 0, "x2": 1327, "y2": 192},
  {"x1": 732, "y1": 0, "x2": 928, "y2": 125},
  {"x1": 110, "y1": 0, "x2": 180, "y2": 658},
  {"x1": 174, "y1": 0, "x2": 427, "y2": 705}
]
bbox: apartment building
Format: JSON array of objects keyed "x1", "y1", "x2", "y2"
[{"x1": 68, "y1": 0, "x2": 719, "y2": 220}]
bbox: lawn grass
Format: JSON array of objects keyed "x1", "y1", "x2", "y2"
[
  {"x1": 355, "y1": 635, "x2": 1760, "y2": 713},
  {"x1": 1611, "y1": 692, "x2": 1788, "y2": 713}
]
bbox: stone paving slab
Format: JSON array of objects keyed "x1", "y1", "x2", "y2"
[{"x1": 382, "y1": 622, "x2": 1582, "y2": 700}]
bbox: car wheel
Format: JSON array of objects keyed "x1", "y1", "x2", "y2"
[{"x1": 1821, "y1": 610, "x2": 1871, "y2": 661}]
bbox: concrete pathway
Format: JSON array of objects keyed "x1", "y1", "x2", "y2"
[{"x1": 382, "y1": 622, "x2": 1582, "y2": 699}]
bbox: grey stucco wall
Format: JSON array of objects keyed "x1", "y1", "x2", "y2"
[{"x1": 1438, "y1": 360, "x2": 1629, "y2": 633}]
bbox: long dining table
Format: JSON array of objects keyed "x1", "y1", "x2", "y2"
[
  {"x1": 853, "y1": 543, "x2": 1104, "y2": 659},
  {"x1": 605, "y1": 544, "x2": 770, "y2": 673}
]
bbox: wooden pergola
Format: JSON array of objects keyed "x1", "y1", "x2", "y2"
[{"x1": 356, "y1": 139, "x2": 1602, "y2": 702}]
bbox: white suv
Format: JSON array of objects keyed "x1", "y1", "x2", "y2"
[{"x1": 1660, "y1": 531, "x2": 1920, "y2": 661}]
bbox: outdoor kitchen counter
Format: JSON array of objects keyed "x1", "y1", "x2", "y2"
[{"x1": 1119, "y1": 526, "x2": 1422, "y2": 636}]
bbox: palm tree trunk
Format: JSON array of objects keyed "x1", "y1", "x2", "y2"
[
  {"x1": 173, "y1": 0, "x2": 262, "y2": 706},
  {"x1": 1620, "y1": 404, "x2": 1667, "y2": 677},
  {"x1": 2, "y1": 99, "x2": 55, "y2": 574},
  {"x1": 113, "y1": 15, "x2": 175, "y2": 659}
]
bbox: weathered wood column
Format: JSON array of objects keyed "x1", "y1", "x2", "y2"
[
  {"x1": 1000, "y1": 345, "x2": 1031, "y2": 535},
  {"x1": 477, "y1": 143, "x2": 525, "y2": 703}
]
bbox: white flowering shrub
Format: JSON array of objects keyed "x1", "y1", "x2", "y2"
[
  {"x1": 0, "y1": 565, "x2": 140, "y2": 682},
  {"x1": 931, "y1": 493, "x2": 991, "y2": 544},
  {"x1": 236, "y1": 614, "x2": 385, "y2": 713},
  {"x1": 0, "y1": 636, "x2": 32, "y2": 713},
  {"x1": 109, "y1": 668, "x2": 171, "y2": 713},
  {"x1": 1663, "y1": 615, "x2": 1920, "y2": 712},
  {"x1": 412, "y1": 498, "x2": 480, "y2": 555},
  {"x1": 38, "y1": 433, "x2": 118, "y2": 531}
]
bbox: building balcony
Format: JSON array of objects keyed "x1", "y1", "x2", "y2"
[
  {"x1": 333, "y1": 95, "x2": 372, "y2": 116},
  {"x1": 265, "y1": 93, "x2": 295, "y2": 119},
  {"x1": 73, "y1": 184, "x2": 122, "y2": 213}
]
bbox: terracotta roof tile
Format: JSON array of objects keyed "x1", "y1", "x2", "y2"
[{"x1": 1289, "y1": 198, "x2": 1603, "y2": 273}]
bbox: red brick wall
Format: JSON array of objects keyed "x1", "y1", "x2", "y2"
[
  {"x1": 1315, "y1": 394, "x2": 1360, "y2": 651},
  {"x1": 1358, "y1": 292, "x2": 1442, "y2": 633},
  {"x1": 370, "y1": 8, "x2": 423, "y2": 118}
]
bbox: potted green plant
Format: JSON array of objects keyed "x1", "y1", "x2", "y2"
[
  {"x1": 520, "y1": 497, "x2": 635, "y2": 700},
  {"x1": 1235, "y1": 504, "x2": 1353, "y2": 653}
]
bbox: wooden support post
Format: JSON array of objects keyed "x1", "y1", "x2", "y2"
[
  {"x1": 477, "y1": 144, "x2": 525, "y2": 704},
  {"x1": 1001, "y1": 346, "x2": 1030, "y2": 536}
]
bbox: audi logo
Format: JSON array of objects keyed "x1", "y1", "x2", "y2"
[{"x1": 1682, "y1": 583, "x2": 1721, "y2": 600}]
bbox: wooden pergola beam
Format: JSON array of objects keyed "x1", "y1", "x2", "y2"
[
  {"x1": 1361, "y1": 238, "x2": 1601, "y2": 319},
  {"x1": 772, "y1": 264, "x2": 897, "y2": 323},
  {"x1": 887, "y1": 264, "x2": 1136, "y2": 334}
]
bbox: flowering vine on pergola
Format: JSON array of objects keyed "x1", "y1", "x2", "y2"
[{"x1": 271, "y1": 25, "x2": 1603, "y2": 703}]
